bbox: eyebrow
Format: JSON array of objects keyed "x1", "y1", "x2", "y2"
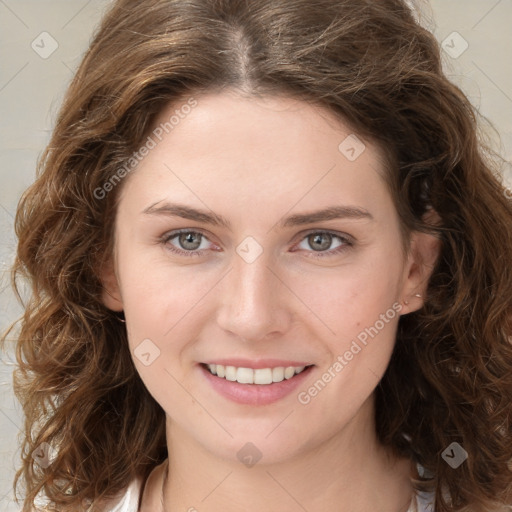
[{"x1": 142, "y1": 202, "x2": 374, "y2": 229}]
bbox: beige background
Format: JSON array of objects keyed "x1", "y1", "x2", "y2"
[{"x1": 1, "y1": 1, "x2": 511, "y2": 510}]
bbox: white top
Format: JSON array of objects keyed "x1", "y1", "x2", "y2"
[
  {"x1": 104, "y1": 477, "x2": 436, "y2": 511},
  {"x1": 103, "y1": 477, "x2": 143, "y2": 511}
]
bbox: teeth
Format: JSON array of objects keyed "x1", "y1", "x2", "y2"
[
  {"x1": 284, "y1": 367, "x2": 295, "y2": 379},
  {"x1": 225, "y1": 366, "x2": 237, "y2": 381},
  {"x1": 254, "y1": 368, "x2": 272, "y2": 385},
  {"x1": 206, "y1": 364, "x2": 308, "y2": 385},
  {"x1": 237, "y1": 367, "x2": 254, "y2": 384},
  {"x1": 272, "y1": 367, "x2": 284, "y2": 382}
]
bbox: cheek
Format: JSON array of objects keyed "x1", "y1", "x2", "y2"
[
  {"x1": 118, "y1": 252, "x2": 211, "y2": 413},
  {"x1": 117, "y1": 236, "x2": 210, "y2": 329},
  {"x1": 295, "y1": 301, "x2": 401, "y2": 433},
  {"x1": 291, "y1": 238, "x2": 405, "y2": 409},
  {"x1": 291, "y1": 241, "x2": 405, "y2": 340}
]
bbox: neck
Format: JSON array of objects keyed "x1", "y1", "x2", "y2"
[{"x1": 144, "y1": 395, "x2": 415, "y2": 512}]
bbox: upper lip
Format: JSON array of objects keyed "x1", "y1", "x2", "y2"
[{"x1": 201, "y1": 358, "x2": 314, "y2": 369}]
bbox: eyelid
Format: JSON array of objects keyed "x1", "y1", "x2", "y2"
[{"x1": 292, "y1": 228, "x2": 355, "y2": 245}]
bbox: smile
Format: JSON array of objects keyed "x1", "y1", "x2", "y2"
[
  {"x1": 200, "y1": 362, "x2": 315, "y2": 405},
  {"x1": 205, "y1": 363, "x2": 309, "y2": 385}
]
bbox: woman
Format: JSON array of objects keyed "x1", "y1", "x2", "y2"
[{"x1": 4, "y1": 0, "x2": 512, "y2": 510}]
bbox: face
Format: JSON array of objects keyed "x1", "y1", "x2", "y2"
[{"x1": 102, "y1": 90, "x2": 436, "y2": 465}]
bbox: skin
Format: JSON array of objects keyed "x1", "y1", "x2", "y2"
[{"x1": 101, "y1": 89, "x2": 440, "y2": 512}]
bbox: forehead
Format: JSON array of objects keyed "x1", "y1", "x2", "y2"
[
  {"x1": 149, "y1": 90, "x2": 375, "y2": 164},
  {"x1": 118, "y1": 90, "x2": 392, "y2": 221}
]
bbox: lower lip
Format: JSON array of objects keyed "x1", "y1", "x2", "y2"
[{"x1": 200, "y1": 364, "x2": 314, "y2": 405}]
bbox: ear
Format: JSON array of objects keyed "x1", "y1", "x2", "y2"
[
  {"x1": 99, "y1": 258, "x2": 124, "y2": 312},
  {"x1": 400, "y1": 209, "x2": 442, "y2": 314}
]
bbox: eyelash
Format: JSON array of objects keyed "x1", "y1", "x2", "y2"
[{"x1": 159, "y1": 229, "x2": 354, "y2": 259}]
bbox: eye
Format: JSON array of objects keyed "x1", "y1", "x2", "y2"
[
  {"x1": 160, "y1": 229, "x2": 353, "y2": 259},
  {"x1": 292, "y1": 231, "x2": 353, "y2": 258},
  {"x1": 161, "y1": 229, "x2": 215, "y2": 257}
]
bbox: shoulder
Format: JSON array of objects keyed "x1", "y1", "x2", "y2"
[
  {"x1": 413, "y1": 490, "x2": 436, "y2": 512},
  {"x1": 99, "y1": 476, "x2": 144, "y2": 512},
  {"x1": 32, "y1": 476, "x2": 144, "y2": 512},
  {"x1": 105, "y1": 460, "x2": 167, "y2": 512},
  {"x1": 407, "y1": 463, "x2": 439, "y2": 511}
]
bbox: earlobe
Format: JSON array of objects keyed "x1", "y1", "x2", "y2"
[{"x1": 99, "y1": 259, "x2": 124, "y2": 312}]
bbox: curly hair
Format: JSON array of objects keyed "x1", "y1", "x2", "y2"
[{"x1": 2, "y1": 0, "x2": 512, "y2": 510}]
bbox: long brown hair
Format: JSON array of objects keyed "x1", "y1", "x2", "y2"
[{"x1": 3, "y1": 0, "x2": 512, "y2": 510}]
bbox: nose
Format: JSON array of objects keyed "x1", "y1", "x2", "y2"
[{"x1": 215, "y1": 250, "x2": 293, "y2": 342}]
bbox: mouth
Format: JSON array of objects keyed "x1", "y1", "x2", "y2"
[
  {"x1": 199, "y1": 361, "x2": 315, "y2": 405},
  {"x1": 202, "y1": 363, "x2": 312, "y2": 385}
]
